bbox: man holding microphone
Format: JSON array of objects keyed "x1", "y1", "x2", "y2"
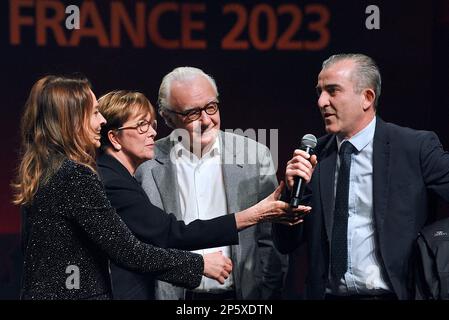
[{"x1": 274, "y1": 53, "x2": 449, "y2": 300}]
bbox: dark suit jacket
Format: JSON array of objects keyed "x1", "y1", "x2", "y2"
[
  {"x1": 97, "y1": 153, "x2": 239, "y2": 299},
  {"x1": 273, "y1": 117, "x2": 449, "y2": 300}
]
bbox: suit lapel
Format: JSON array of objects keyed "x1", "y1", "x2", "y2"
[
  {"x1": 372, "y1": 118, "x2": 390, "y2": 235},
  {"x1": 220, "y1": 132, "x2": 243, "y2": 214},
  {"x1": 152, "y1": 138, "x2": 182, "y2": 219},
  {"x1": 319, "y1": 137, "x2": 338, "y2": 240},
  {"x1": 219, "y1": 131, "x2": 244, "y2": 294}
]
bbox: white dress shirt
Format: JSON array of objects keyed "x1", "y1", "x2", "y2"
[
  {"x1": 328, "y1": 117, "x2": 392, "y2": 295},
  {"x1": 173, "y1": 136, "x2": 234, "y2": 292}
]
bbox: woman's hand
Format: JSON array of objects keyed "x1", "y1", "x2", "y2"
[
  {"x1": 202, "y1": 251, "x2": 233, "y2": 284},
  {"x1": 235, "y1": 182, "x2": 311, "y2": 230}
]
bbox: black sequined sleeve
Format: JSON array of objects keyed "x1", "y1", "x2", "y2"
[{"x1": 62, "y1": 164, "x2": 203, "y2": 289}]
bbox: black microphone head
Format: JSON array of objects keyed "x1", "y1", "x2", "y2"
[
  {"x1": 301, "y1": 134, "x2": 317, "y2": 149},
  {"x1": 291, "y1": 133, "x2": 317, "y2": 208}
]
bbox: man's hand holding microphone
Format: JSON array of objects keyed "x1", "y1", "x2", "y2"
[{"x1": 277, "y1": 134, "x2": 318, "y2": 226}]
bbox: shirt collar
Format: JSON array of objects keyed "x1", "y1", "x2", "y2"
[
  {"x1": 336, "y1": 117, "x2": 376, "y2": 153},
  {"x1": 172, "y1": 132, "x2": 221, "y2": 160}
]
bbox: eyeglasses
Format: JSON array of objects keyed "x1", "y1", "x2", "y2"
[
  {"x1": 117, "y1": 119, "x2": 157, "y2": 134},
  {"x1": 164, "y1": 101, "x2": 219, "y2": 122}
]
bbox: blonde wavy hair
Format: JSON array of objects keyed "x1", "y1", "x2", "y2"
[{"x1": 12, "y1": 75, "x2": 97, "y2": 205}]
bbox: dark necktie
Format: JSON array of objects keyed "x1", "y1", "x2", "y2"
[{"x1": 331, "y1": 140, "x2": 355, "y2": 281}]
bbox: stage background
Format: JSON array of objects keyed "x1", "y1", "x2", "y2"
[{"x1": 1, "y1": 0, "x2": 448, "y2": 299}]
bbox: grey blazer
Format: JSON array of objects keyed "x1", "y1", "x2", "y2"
[{"x1": 135, "y1": 131, "x2": 288, "y2": 300}]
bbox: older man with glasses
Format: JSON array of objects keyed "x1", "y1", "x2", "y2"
[{"x1": 135, "y1": 67, "x2": 288, "y2": 300}]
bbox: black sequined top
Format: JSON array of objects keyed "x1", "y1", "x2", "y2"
[{"x1": 20, "y1": 159, "x2": 203, "y2": 300}]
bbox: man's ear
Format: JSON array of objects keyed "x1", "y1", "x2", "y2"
[
  {"x1": 108, "y1": 130, "x2": 122, "y2": 151},
  {"x1": 362, "y1": 88, "x2": 376, "y2": 111}
]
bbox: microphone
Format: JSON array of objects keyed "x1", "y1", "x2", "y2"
[{"x1": 290, "y1": 134, "x2": 317, "y2": 208}]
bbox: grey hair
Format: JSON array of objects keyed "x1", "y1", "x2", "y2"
[
  {"x1": 322, "y1": 53, "x2": 381, "y2": 107},
  {"x1": 158, "y1": 67, "x2": 219, "y2": 112}
]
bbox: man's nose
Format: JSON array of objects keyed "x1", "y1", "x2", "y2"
[
  {"x1": 317, "y1": 92, "x2": 329, "y2": 109},
  {"x1": 199, "y1": 110, "x2": 211, "y2": 123}
]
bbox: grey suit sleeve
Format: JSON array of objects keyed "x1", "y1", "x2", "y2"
[{"x1": 255, "y1": 145, "x2": 289, "y2": 299}]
